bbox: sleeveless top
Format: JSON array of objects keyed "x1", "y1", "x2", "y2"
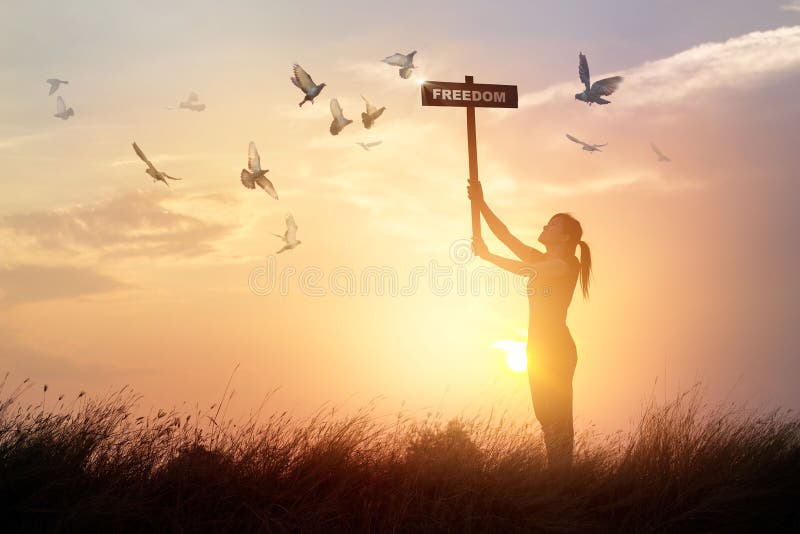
[{"x1": 525, "y1": 249, "x2": 580, "y2": 342}]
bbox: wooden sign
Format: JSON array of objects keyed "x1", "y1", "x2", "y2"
[
  {"x1": 421, "y1": 76, "x2": 519, "y2": 246},
  {"x1": 421, "y1": 81, "x2": 518, "y2": 108}
]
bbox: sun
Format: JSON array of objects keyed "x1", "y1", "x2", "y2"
[{"x1": 491, "y1": 339, "x2": 528, "y2": 373}]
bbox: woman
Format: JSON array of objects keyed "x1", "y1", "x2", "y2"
[{"x1": 467, "y1": 180, "x2": 592, "y2": 468}]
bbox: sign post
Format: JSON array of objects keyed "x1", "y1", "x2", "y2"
[{"x1": 421, "y1": 77, "x2": 518, "y2": 247}]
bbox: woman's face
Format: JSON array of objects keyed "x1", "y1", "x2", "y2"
[{"x1": 538, "y1": 216, "x2": 570, "y2": 245}]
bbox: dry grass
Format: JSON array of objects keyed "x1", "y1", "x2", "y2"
[{"x1": 1, "y1": 374, "x2": 798, "y2": 533}]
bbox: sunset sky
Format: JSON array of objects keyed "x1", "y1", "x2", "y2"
[{"x1": 2, "y1": 1, "x2": 799, "y2": 432}]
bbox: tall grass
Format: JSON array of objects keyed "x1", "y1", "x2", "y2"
[{"x1": 1, "y1": 374, "x2": 798, "y2": 533}]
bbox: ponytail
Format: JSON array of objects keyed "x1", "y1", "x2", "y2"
[
  {"x1": 577, "y1": 240, "x2": 592, "y2": 301},
  {"x1": 553, "y1": 212, "x2": 592, "y2": 301}
]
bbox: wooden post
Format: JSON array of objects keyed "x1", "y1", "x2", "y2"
[{"x1": 465, "y1": 75, "x2": 482, "y2": 245}]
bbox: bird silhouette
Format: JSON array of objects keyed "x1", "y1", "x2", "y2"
[
  {"x1": 360, "y1": 96, "x2": 385, "y2": 129},
  {"x1": 650, "y1": 142, "x2": 671, "y2": 162},
  {"x1": 291, "y1": 64, "x2": 326, "y2": 107},
  {"x1": 241, "y1": 141, "x2": 278, "y2": 199},
  {"x1": 566, "y1": 133, "x2": 606, "y2": 152},
  {"x1": 329, "y1": 99, "x2": 353, "y2": 135},
  {"x1": 53, "y1": 96, "x2": 74, "y2": 120},
  {"x1": 46, "y1": 78, "x2": 68, "y2": 95},
  {"x1": 131, "y1": 142, "x2": 183, "y2": 186},
  {"x1": 356, "y1": 141, "x2": 382, "y2": 151},
  {"x1": 173, "y1": 92, "x2": 206, "y2": 111},
  {"x1": 273, "y1": 214, "x2": 301, "y2": 254},
  {"x1": 575, "y1": 52, "x2": 623, "y2": 105},
  {"x1": 382, "y1": 51, "x2": 417, "y2": 79}
]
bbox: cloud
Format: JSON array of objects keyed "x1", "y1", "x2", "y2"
[
  {"x1": 512, "y1": 25, "x2": 800, "y2": 111},
  {"x1": 0, "y1": 132, "x2": 49, "y2": 150},
  {"x1": 0, "y1": 264, "x2": 127, "y2": 306},
  {"x1": 781, "y1": 2, "x2": 800, "y2": 12},
  {"x1": 0, "y1": 190, "x2": 236, "y2": 261}
]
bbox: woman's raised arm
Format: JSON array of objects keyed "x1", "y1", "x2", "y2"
[{"x1": 467, "y1": 181, "x2": 544, "y2": 261}]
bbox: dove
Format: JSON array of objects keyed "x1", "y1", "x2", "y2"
[
  {"x1": 356, "y1": 141, "x2": 382, "y2": 151},
  {"x1": 650, "y1": 142, "x2": 671, "y2": 162},
  {"x1": 566, "y1": 133, "x2": 606, "y2": 153},
  {"x1": 273, "y1": 214, "x2": 301, "y2": 254},
  {"x1": 360, "y1": 95, "x2": 385, "y2": 129},
  {"x1": 241, "y1": 141, "x2": 278, "y2": 199},
  {"x1": 291, "y1": 64, "x2": 326, "y2": 107},
  {"x1": 131, "y1": 142, "x2": 183, "y2": 186},
  {"x1": 53, "y1": 96, "x2": 74, "y2": 120},
  {"x1": 329, "y1": 99, "x2": 353, "y2": 135},
  {"x1": 382, "y1": 50, "x2": 417, "y2": 79},
  {"x1": 46, "y1": 78, "x2": 68, "y2": 95},
  {"x1": 176, "y1": 92, "x2": 206, "y2": 111},
  {"x1": 575, "y1": 52, "x2": 623, "y2": 105}
]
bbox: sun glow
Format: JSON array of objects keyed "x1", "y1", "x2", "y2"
[{"x1": 491, "y1": 339, "x2": 528, "y2": 373}]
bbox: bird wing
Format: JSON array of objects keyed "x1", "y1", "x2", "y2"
[
  {"x1": 286, "y1": 214, "x2": 298, "y2": 243},
  {"x1": 362, "y1": 95, "x2": 377, "y2": 115},
  {"x1": 47, "y1": 79, "x2": 58, "y2": 95},
  {"x1": 382, "y1": 53, "x2": 408, "y2": 67},
  {"x1": 566, "y1": 133, "x2": 585, "y2": 145},
  {"x1": 330, "y1": 98, "x2": 345, "y2": 121},
  {"x1": 187, "y1": 92, "x2": 199, "y2": 102},
  {"x1": 241, "y1": 169, "x2": 256, "y2": 189},
  {"x1": 593, "y1": 143, "x2": 607, "y2": 148},
  {"x1": 291, "y1": 64, "x2": 316, "y2": 92},
  {"x1": 254, "y1": 174, "x2": 278, "y2": 200},
  {"x1": 579, "y1": 52, "x2": 591, "y2": 91},
  {"x1": 399, "y1": 67, "x2": 414, "y2": 79},
  {"x1": 56, "y1": 96, "x2": 66, "y2": 114},
  {"x1": 132, "y1": 142, "x2": 158, "y2": 172},
  {"x1": 590, "y1": 76, "x2": 623, "y2": 96},
  {"x1": 248, "y1": 141, "x2": 261, "y2": 172},
  {"x1": 366, "y1": 141, "x2": 382, "y2": 148},
  {"x1": 650, "y1": 142, "x2": 664, "y2": 157},
  {"x1": 163, "y1": 173, "x2": 182, "y2": 181}
]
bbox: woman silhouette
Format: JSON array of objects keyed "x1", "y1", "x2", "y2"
[{"x1": 468, "y1": 181, "x2": 592, "y2": 468}]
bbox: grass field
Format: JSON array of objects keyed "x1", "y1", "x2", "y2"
[{"x1": 1, "y1": 375, "x2": 798, "y2": 533}]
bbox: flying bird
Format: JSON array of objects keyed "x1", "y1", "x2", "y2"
[
  {"x1": 575, "y1": 52, "x2": 623, "y2": 105},
  {"x1": 273, "y1": 214, "x2": 301, "y2": 254},
  {"x1": 53, "y1": 96, "x2": 74, "y2": 120},
  {"x1": 356, "y1": 141, "x2": 382, "y2": 151},
  {"x1": 46, "y1": 78, "x2": 68, "y2": 95},
  {"x1": 382, "y1": 50, "x2": 417, "y2": 79},
  {"x1": 566, "y1": 133, "x2": 606, "y2": 153},
  {"x1": 131, "y1": 142, "x2": 182, "y2": 186},
  {"x1": 291, "y1": 64, "x2": 326, "y2": 107},
  {"x1": 329, "y1": 99, "x2": 353, "y2": 135},
  {"x1": 170, "y1": 92, "x2": 206, "y2": 111},
  {"x1": 241, "y1": 141, "x2": 278, "y2": 199},
  {"x1": 360, "y1": 95, "x2": 385, "y2": 129},
  {"x1": 650, "y1": 142, "x2": 671, "y2": 162}
]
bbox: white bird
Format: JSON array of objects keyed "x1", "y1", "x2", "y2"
[
  {"x1": 650, "y1": 142, "x2": 671, "y2": 162},
  {"x1": 382, "y1": 50, "x2": 417, "y2": 79},
  {"x1": 131, "y1": 142, "x2": 182, "y2": 186},
  {"x1": 360, "y1": 95, "x2": 385, "y2": 129},
  {"x1": 53, "y1": 96, "x2": 74, "y2": 120},
  {"x1": 46, "y1": 78, "x2": 68, "y2": 95},
  {"x1": 329, "y1": 99, "x2": 353, "y2": 135},
  {"x1": 566, "y1": 133, "x2": 606, "y2": 153},
  {"x1": 273, "y1": 214, "x2": 301, "y2": 254},
  {"x1": 356, "y1": 141, "x2": 382, "y2": 151},
  {"x1": 240, "y1": 141, "x2": 278, "y2": 199},
  {"x1": 174, "y1": 92, "x2": 206, "y2": 112},
  {"x1": 575, "y1": 52, "x2": 623, "y2": 106},
  {"x1": 291, "y1": 64, "x2": 326, "y2": 107}
]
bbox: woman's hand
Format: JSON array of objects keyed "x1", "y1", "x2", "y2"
[
  {"x1": 471, "y1": 237, "x2": 489, "y2": 259},
  {"x1": 467, "y1": 180, "x2": 484, "y2": 204}
]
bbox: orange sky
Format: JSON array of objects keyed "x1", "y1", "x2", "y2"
[{"x1": 2, "y1": 2, "x2": 800, "y2": 432}]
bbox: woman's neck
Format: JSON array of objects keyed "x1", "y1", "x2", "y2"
[{"x1": 545, "y1": 243, "x2": 573, "y2": 259}]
